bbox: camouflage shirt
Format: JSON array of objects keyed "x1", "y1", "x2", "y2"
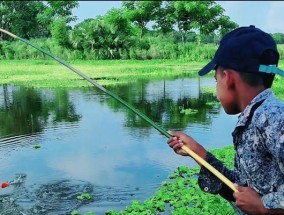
[{"x1": 198, "y1": 88, "x2": 284, "y2": 212}]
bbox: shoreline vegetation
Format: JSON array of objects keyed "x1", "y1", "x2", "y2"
[
  {"x1": 2, "y1": 59, "x2": 284, "y2": 214},
  {"x1": 0, "y1": 59, "x2": 208, "y2": 88},
  {"x1": 1, "y1": 59, "x2": 284, "y2": 99}
]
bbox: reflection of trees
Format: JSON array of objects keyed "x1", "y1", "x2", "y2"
[
  {"x1": 0, "y1": 85, "x2": 45, "y2": 136},
  {"x1": 104, "y1": 79, "x2": 220, "y2": 131},
  {"x1": 47, "y1": 89, "x2": 81, "y2": 123},
  {"x1": 0, "y1": 78, "x2": 217, "y2": 138},
  {"x1": 0, "y1": 85, "x2": 81, "y2": 137}
]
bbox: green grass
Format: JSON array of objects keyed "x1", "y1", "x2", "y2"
[
  {"x1": 3, "y1": 59, "x2": 283, "y2": 99},
  {"x1": 0, "y1": 59, "x2": 205, "y2": 88}
]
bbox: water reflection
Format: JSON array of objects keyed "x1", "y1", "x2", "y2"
[
  {"x1": 0, "y1": 78, "x2": 219, "y2": 140},
  {"x1": 0, "y1": 78, "x2": 237, "y2": 214},
  {"x1": 103, "y1": 78, "x2": 220, "y2": 134},
  {"x1": 0, "y1": 85, "x2": 81, "y2": 138}
]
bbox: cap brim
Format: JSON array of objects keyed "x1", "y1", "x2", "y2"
[{"x1": 198, "y1": 60, "x2": 216, "y2": 76}]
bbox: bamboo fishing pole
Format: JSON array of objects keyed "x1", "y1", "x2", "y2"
[{"x1": 0, "y1": 28, "x2": 238, "y2": 193}]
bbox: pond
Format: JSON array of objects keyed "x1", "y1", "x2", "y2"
[{"x1": 0, "y1": 77, "x2": 238, "y2": 214}]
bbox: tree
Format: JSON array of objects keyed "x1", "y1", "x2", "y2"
[
  {"x1": 70, "y1": 13, "x2": 135, "y2": 60},
  {"x1": 70, "y1": 17, "x2": 116, "y2": 59},
  {"x1": 0, "y1": 1, "x2": 78, "y2": 40},
  {"x1": 0, "y1": 1, "x2": 44, "y2": 40},
  {"x1": 272, "y1": 33, "x2": 284, "y2": 44},
  {"x1": 217, "y1": 15, "x2": 239, "y2": 38},
  {"x1": 37, "y1": 1, "x2": 79, "y2": 28},
  {"x1": 50, "y1": 18, "x2": 71, "y2": 47},
  {"x1": 103, "y1": 8, "x2": 135, "y2": 56},
  {"x1": 152, "y1": 1, "x2": 176, "y2": 34},
  {"x1": 154, "y1": 1, "x2": 238, "y2": 43},
  {"x1": 35, "y1": 1, "x2": 79, "y2": 38},
  {"x1": 122, "y1": 1, "x2": 162, "y2": 38},
  {"x1": 70, "y1": 18, "x2": 102, "y2": 51}
]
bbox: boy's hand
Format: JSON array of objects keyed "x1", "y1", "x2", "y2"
[
  {"x1": 233, "y1": 185, "x2": 269, "y2": 215},
  {"x1": 167, "y1": 131, "x2": 207, "y2": 159}
]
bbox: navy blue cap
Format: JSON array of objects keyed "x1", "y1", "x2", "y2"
[{"x1": 198, "y1": 25, "x2": 284, "y2": 76}]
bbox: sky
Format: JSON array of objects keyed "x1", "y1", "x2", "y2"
[{"x1": 71, "y1": 1, "x2": 284, "y2": 34}]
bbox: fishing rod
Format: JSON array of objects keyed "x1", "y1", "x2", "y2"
[{"x1": 0, "y1": 28, "x2": 237, "y2": 192}]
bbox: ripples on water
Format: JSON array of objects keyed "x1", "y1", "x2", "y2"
[{"x1": 0, "y1": 178, "x2": 159, "y2": 215}]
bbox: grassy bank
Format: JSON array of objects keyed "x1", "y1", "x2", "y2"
[
  {"x1": 1, "y1": 59, "x2": 284, "y2": 100},
  {"x1": 2, "y1": 59, "x2": 284, "y2": 95},
  {"x1": 0, "y1": 59, "x2": 205, "y2": 88}
]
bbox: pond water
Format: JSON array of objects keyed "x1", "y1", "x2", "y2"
[{"x1": 0, "y1": 77, "x2": 238, "y2": 214}]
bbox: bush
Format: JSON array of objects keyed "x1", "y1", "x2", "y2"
[{"x1": 0, "y1": 34, "x2": 217, "y2": 61}]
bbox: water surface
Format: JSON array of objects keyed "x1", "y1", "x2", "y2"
[{"x1": 0, "y1": 77, "x2": 238, "y2": 214}]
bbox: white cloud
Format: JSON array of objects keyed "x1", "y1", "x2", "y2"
[
  {"x1": 265, "y1": 2, "x2": 284, "y2": 33},
  {"x1": 217, "y1": 1, "x2": 284, "y2": 33}
]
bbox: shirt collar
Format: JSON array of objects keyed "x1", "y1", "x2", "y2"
[{"x1": 236, "y1": 88, "x2": 272, "y2": 127}]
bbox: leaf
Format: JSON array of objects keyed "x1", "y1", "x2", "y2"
[
  {"x1": 33, "y1": 144, "x2": 41, "y2": 149},
  {"x1": 76, "y1": 192, "x2": 93, "y2": 200},
  {"x1": 71, "y1": 210, "x2": 79, "y2": 215},
  {"x1": 84, "y1": 212, "x2": 96, "y2": 215}
]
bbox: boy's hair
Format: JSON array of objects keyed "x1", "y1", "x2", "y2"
[
  {"x1": 239, "y1": 49, "x2": 276, "y2": 88},
  {"x1": 238, "y1": 72, "x2": 274, "y2": 88}
]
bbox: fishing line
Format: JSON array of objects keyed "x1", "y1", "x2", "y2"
[{"x1": 0, "y1": 28, "x2": 237, "y2": 192}]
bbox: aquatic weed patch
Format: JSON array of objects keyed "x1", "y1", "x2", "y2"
[
  {"x1": 106, "y1": 167, "x2": 234, "y2": 215},
  {"x1": 76, "y1": 192, "x2": 93, "y2": 201},
  {"x1": 180, "y1": 107, "x2": 199, "y2": 115},
  {"x1": 105, "y1": 146, "x2": 235, "y2": 215},
  {"x1": 64, "y1": 147, "x2": 235, "y2": 215}
]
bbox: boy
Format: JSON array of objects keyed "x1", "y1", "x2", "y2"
[{"x1": 168, "y1": 25, "x2": 284, "y2": 214}]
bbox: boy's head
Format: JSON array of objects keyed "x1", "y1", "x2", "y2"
[{"x1": 199, "y1": 25, "x2": 284, "y2": 88}]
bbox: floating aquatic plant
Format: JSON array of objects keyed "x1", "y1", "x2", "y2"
[
  {"x1": 71, "y1": 210, "x2": 80, "y2": 215},
  {"x1": 32, "y1": 144, "x2": 41, "y2": 149},
  {"x1": 71, "y1": 210, "x2": 96, "y2": 215},
  {"x1": 106, "y1": 146, "x2": 236, "y2": 215},
  {"x1": 180, "y1": 107, "x2": 199, "y2": 115},
  {"x1": 76, "y1": 192, "x2": 93, "y2": 201}
]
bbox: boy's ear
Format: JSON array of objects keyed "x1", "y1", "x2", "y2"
[{"x1": 224, "y1": 70, "x2": 236, "y2": 89}]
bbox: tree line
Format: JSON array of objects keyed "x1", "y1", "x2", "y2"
[{"x1": 1, "y1": 1, "x2": 284, "y2": 60}]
